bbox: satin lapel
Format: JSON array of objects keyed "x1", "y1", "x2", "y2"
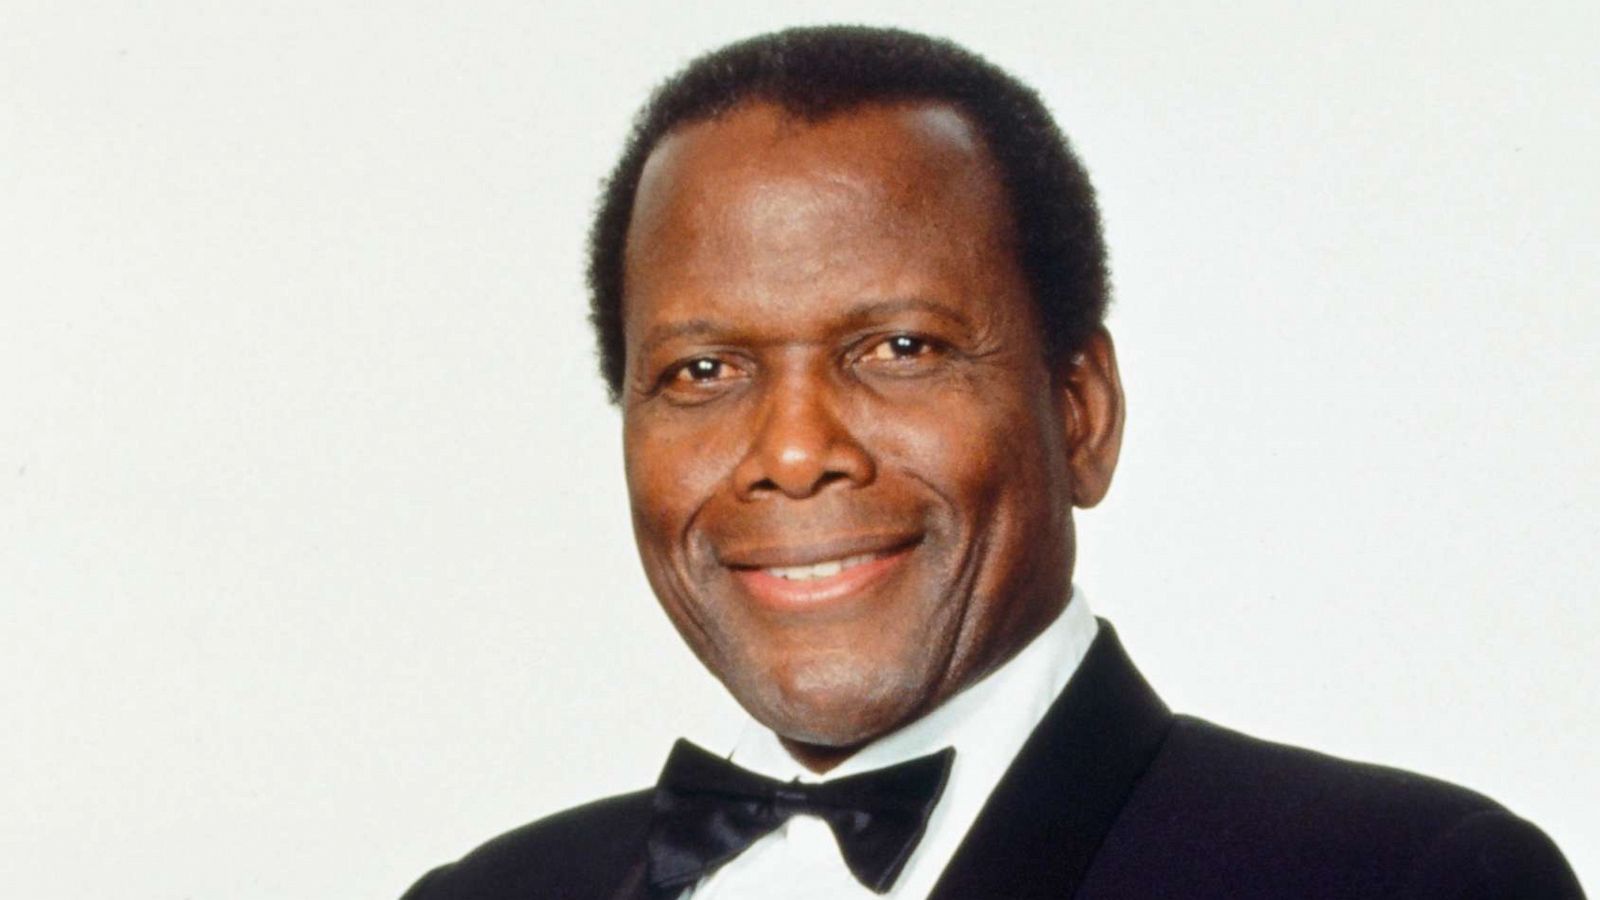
[
  {"x1": 928, "y1": 620, "x2": 1172, "y2": 900},
  {"x1": 607, "y1": 854, "x2": 652, "y2": 900}
]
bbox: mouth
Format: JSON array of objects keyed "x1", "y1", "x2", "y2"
[
  {"x1": 722, "y1": 537, "x2": 920, "y2": 611},
  {"x1": 759, "y1": 550, "x2": 889, "y2": 581}
]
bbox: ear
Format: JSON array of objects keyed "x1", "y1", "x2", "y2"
[{"x1": 1056, "y1": 327, "x2": 1125, "y2": 509}]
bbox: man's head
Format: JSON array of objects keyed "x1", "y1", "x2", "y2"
[
  {"x1": 596, "y1": 26, "x2": 1124, "y2": 769},
  {"x1": 589, "y1": 26, "x2": 1109, "y2": 402}
]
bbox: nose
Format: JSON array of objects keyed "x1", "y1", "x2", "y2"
[{"x1": 733, "y1": 369, "x2": 875, "y2": 500}]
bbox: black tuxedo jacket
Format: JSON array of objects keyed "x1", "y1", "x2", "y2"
[{"x1": 402, "y1": 623, "x2": 1584, "y2": 899}]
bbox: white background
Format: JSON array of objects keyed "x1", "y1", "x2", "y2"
[{"x1": 3, "y1": 2, "x2": 1595, "y2": 897}]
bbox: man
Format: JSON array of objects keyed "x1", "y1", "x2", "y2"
[{"x1": 403, "y1": 26, "x2": 1583, "y2": 899}]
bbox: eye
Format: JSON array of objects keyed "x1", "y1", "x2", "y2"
[
  {"x1": 660, "y1": 355, "x2": 747, "y2": 398},
  {"x1": 863, "y1": 334, "x2": 936, "y2": 363},
  {"x1": 675, "y1": 357, "x2": 731, "y2": 382}
]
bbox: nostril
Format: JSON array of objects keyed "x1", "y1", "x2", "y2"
[
  {"x1": 813, "y1": 471, "x2": 852, "y2": 492},
  {"x1": 744, "y1": 468, "x2": 858, "y2": 500}
]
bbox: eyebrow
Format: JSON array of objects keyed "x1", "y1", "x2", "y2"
[
  {"x1": 636, "y1": 297, "x2": 975, "y2": 355},
  {"x1": 638, "y1": 318, "x2": 722, "y2": 351},
  {"x1": 843, "y1": 297, "x2": 974, "y2": 329}
]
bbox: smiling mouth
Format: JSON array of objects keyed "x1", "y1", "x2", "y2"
[
  {"x1": 725, "y1": 539, "x2": 919, "y2": 611},
  {"x1": 761, "y1": 551, "x2": 890, "y2": 581}
]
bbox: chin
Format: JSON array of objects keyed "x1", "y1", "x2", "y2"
[{"x1": 729, "y1": 650, "x2": 937, "y2": 749}]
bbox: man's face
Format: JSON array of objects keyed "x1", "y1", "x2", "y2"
[{"x1": 620, "y1": 101, "x2": 1119, "y2": 761}]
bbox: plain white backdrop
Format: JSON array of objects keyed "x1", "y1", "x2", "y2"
[{"x1": 3, "y1": 2, "x2": 1595, "y2": 897}]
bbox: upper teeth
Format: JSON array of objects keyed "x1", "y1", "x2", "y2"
[{"x1": 765, "y1": 552, "x2": 880, "y2": 581}]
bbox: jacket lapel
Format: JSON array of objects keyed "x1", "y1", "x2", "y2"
[
  {"x1": 608, "y1": 855, "x2": 652, "y2": 900},
  {"x1": 927, "y1": 620, "x2": 1172, "y2": 899}
]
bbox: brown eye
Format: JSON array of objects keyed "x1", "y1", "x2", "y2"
[
  {"x1": 665, "y1": 356, "x2": 746, "y2": 394},
  {"x1": 865, "y1": 334, "x2": 933, "y2": 362},
  {"x1": 677, "y1": 357, "x2": 726, "y2": 382}
]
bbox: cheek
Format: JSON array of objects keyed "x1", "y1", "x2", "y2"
[
  {"x1": 866, "y1": 381, "x2": 1050, "y2": 505},
  {"x1": 623, "y1": 421, "x2": 735, "y2": 661},
  {"x1": 863, "y1": 378, "x2": 1069, "y2": 632},
  {"x1": 624, "y1": 413, "x2": 743, "y2": 553}
]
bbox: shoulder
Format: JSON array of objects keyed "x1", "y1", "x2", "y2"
[
  {"x1": 1084, "y1": 716, "x2": 1583, "y2": 898},
  {"x1": 400, "y1": 789, "x2": 655, "y2": 900},
  {"x1": 1153, "y1": 715, "x2": 1504, "y2": 825}
]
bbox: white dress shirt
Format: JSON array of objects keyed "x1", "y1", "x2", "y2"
[{"x1": 683, "y1": 587, "x2": 1099, "y2": 900}]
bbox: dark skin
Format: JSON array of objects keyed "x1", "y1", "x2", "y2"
[{"x1": 620, "y1": 100, "x2": 1124, "y2": 772}]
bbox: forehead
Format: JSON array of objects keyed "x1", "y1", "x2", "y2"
[
  {"x1": 622, "y1": 100, "x2": 1021, "y2": 330},
  {"x1": 632, "y1": 99, "x2": 998, "y2": 214}
]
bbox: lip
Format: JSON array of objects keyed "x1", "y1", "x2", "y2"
[
  {"x1": 717, "y1": 532, "x2": 921, "y2": 570},
  {"x1": 723, "y1": 534, "x2": 920, "y2": 612}
]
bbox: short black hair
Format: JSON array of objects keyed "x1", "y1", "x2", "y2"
[{"x1": 587, "y1": 25, "x2": 1108, "y2": 401}]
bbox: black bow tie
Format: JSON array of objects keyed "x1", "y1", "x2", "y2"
[{"x1": 645, "y1": 739, "x2": 955, "y2": 895}]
